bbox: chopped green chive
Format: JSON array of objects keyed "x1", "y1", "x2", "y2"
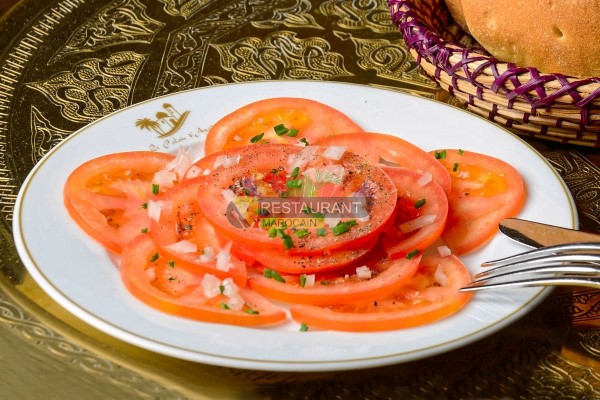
[
  {"x1": 245, "y1": 308, "x2": 259, "y2": 315},
  {"x1": 458, "y1": 149, "x2": 464, "y2": 155},
  {"x1": 300, "y1": 274, "x2": 307, "y2": 287},
  {"x1": 282, "y1": 235, "x2": 295, "y2": 250},
  {"x1": 332, "y1": 222, "x2": 350, "y2": 236},
  {"x1": 317, "y1": 227, "x2": 326, "y2": 236},
  {"x1": 346, "y1": 220, "x2": 357, "y2": 227},
  {"x1": 274, "y1": 124, "x2": 289, "y2": 136},
  {"x1": 268, "y1": 226, "x2": 278, "y2": 237},
  {"x1": 434, "y1": 150, "x2": 447, "y2": 159},
  {"x1": 219, "y1": 284, "x2": 225, "y2": 294},
  {"x1": 140, "y1": 228, "x2": 148, "y2": 233},
  {"x1": 291, "y1": 166, "x2": 300, "y2": 179},
  {"x1": 141, "y1": 202, "x2": 148, "y2": 209},
  {"x1": 320, "y1": 281, "x2": 330, "y2": 285},
  {"x1": 264, "y1": 268, "x2": 285, "y2": 283},
  {"x1": 295, "y1": 229, "x2": 310, "y2": 238},
  {"x1": 406, "y1": 249, "x2": 420, "y2": 259},
  {"x1": 286, "y1": 179, "x2": 303, "y2": 189},
  {"x1": 220, "y1": 303, "x2": 230, "y2": 310},
  {"x1": 299, "y1": 138, "x2": 309, "y2": 146},
  {"x1": 453, "y1": 162, "x2": 459, "y2": 172},
  {"x1": 168, "y1": 260, "x2": 175, "y2": 268},
  {"x1": 150, "y1": 253, "x2": 159, "y2": 262},
  {"x1": 287, "y1": 128, "x2": 299, "y2": 137},
  {"x1": 414, "y1": 198, "x2": 426, "y2": 209},
  {"x1": 152, "y1": 183, "x2": 160, "y2": 194},
  {"x1": 250, "y1": 132, "x2": 264, "y2": 143},
  {"x1": 299, "y1": 323, "x2": 309, "y2": 332}
]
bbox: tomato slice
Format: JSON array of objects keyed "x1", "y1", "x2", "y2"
[
  {"x1": 379, "y1": 166, "x2": 448, "y2": 259},
  {"x1": 120, "y1": 235, "x2": 286, "y2": 326},
  {"x1": 195, "y1": 144, "x2": 398, "y2": 255},
  {"x1": 314, "y1": 132, "x2": 452, "y2": 194},
  {"x1": 64, "y1": 151, "x2": 175, "y2": 254},
  {"x1": 204, "y1": 98, "x2": 364, "y2": 155},
  {"x1": 149, "y1": 178, "x2": 247, "y2": 285},
  {"x1": 289, "y1": 254, "x2": 472, "y2": 331},
  {"x1": 248, "y1": 250, "x2": 420, "y2": 305},
  {"x1": 232, "y1": 236, "x2": 376, "y2": 274},
  {"x1": 432, "y1": 149, "x2": 526, "y2": 255}
]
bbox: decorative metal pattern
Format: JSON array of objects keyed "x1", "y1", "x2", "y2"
[{"x1": 0, "y1": 0, "x2": 598, "y2": 398}]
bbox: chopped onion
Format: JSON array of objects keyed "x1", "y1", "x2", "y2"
[
  {"x1": 221, "y1": 277, "x2": 239, "y2": 297},
  {"x1": 322, "y1": 145, "x2": 346, "y2": 160},
  {"x1": 145, "y1": 267, "x2": 156, "y2": 281},
  {"x1": 356, "y1": 265, "x2": 372, "y2": 280},
  {"x1": 437, "y1": 245, "x2": 452, "y2": 257},
  {"x1": 225, "y1": 293, "x2": 245, "y2": 311},
  {"x1": 198, "y1": 246, "x2": 215, "y2": 263},
  {"x1": 287, "y1": 146, "x2": 317, "y2": 172},
  {"x1": 325, "y1": 217, "x2": 341, "y2": 228},
  {"x1": 221, "y1": 189, "x2": 236, "y2": 205},
  {"x1": 417, "y1": 171, "x2": 432, "y2": 186},
  {"x1": 201, "y1": 274, "x2": 221, "y2": 298},
  {"x1": 304, "y1": 274, "x2": 316, "y2": 287},
  {"x1": 399, "y1": 214, "x2": 437, "y2": 233},
  {"x1": 164, "y1": 240, "x2": 198, "y2": 254},
  {"x1": 214, "y1": 154, "x2": 241, "y2": 169},
  {"x1": 166, "y1": 146, "x2": 194, "y2": 180},
  {"x1": 233, "y1": 135, "x2": 242, "y2": 141},
  {"x1": 147, "y1": 200, "x2": 169, "y2": 222},
  {"x1": 185, "y1": 165, "x2": 202, "y2": 179},
  {"x1": 203, "y1": 168, "x2": 211, "y2": 176},
  {"x1": 216, "y1": 242, "x2": 232, "y2": 271},
  {"x1": 457, "y1": 170, "x2": 471, "y2": 179},
  {"x1": 153, "y1": 169, "x2": 177, "y2": 189},
  {"x1": 434, "y1": 265, "x2": 448, "y2": 287}
]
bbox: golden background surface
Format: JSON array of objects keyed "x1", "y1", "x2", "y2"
[{"x1": 0, "y1": 1, "x2": 598, "y2": 399}]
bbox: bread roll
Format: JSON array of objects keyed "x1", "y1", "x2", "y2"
[
  {"x1": 459, "y1": 0, "x2": 600, "y2": 77},
  {"x1": 444, "y1": 0, "x2": 469, "y2": 33}
]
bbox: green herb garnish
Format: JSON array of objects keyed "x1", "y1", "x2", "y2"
[
  {"x1": 250, "y1": 132, "x2": 264, "y2": 143},
  {"x1": 406, "y1": 249, "x2": 420, "y2": 260},
  {"x1": 414, "y1": 198, "x2": 426, "y2": 209}
]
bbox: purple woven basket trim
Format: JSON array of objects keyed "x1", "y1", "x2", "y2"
[{"x1": 389, "y1": 0, "x2": 600, "y2": 127}]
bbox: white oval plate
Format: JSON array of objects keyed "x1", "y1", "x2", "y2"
[{"x1": 13, "y1": 81, "x2": 576, "y2": 372}]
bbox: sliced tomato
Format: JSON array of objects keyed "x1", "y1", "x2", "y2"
[
  {"x1": 232, "y1": 236, "x2": 376, "y2": 274},
  {"x1": 248, "y1": 250, "x2": 420, "y2": 305},
  {"x1": 149, "y1": 178, "x2": 247, "y2": 285},
  {"x1": 195, "y1": 144, "x2": 398, "y2": 254},
  {"x1": 380, "y1": 166, "x2": 448, "y2": 259},
  {"x1": 432, "y1": 149, "x2": 526, "y2": 255},
  {"x1": 64, "y1": 151, "x2": 175, "y2": 254},
  {"x1": 314, "y1": 132, "x2": 452, "y2": 194},
  {"x1": 204, "y1": 98, "x2": 364, "y2": 155},
  {"x1": 289, "y1": 254, "x2": 472, "y2": 331},
  {"x1": 120, "y1": 235, "x2": 286, "y2": 326}
]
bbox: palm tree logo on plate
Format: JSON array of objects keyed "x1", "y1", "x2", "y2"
[{"x1": 135, "y1": 103, "x2": 190, "y2": 138}]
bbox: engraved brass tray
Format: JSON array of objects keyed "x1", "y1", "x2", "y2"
[{"x1": 0, "y1": 1, "x2": 598, "y2": 398}]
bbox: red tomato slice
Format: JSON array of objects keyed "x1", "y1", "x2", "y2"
[
  {"x1": 380, "y1": 166, "x2": 448, "y2": 259},
  {"x1": 64, "y1": 151, "x2": 175, "y2": 254},
  {"x1": 204, "y1": 98, "x2": 364, "y2": 155},
  {"x1": 248, "y1": 250, "x2": 421, "y2": 305},
  {"x1": 195, "y1": 144, "x2": 398, "y2": 255},
  {"x1": 432, "y1": 149, "x2": 526, "y2": 255},
  {"x1": 149, "y1": 178, "x2": 247, "y2": 285},
  {"x1": 314, "y1": 132, "x2": 452, "y2": 195},
  {"x1": 120, "y1": 235, "x2": 286, "y2": 326},
  {"x1": 289, "y1": 254, "x2": 472, "y2": 331},
  {"x1": 232, "y1": 236, "x2": 376, "y2": 274}
]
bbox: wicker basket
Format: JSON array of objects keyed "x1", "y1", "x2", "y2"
[{"x1": 388, "y1": 0, "x2": 600, "y2": 148}]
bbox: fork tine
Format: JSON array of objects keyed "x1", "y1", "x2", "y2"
[
  {"x1": 460, "y1": 275, "x2": 600, "y2": 291},
  {"x1": 482, "y1": 242, "x2": 600, "y2": 267},
  {"x1": 475, "y1": 258, "x2": 600, "y2": 279}
]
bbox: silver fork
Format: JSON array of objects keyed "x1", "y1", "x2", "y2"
[{"x1": 459, "y1": 242, "x2": 600, "y2": 291}]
